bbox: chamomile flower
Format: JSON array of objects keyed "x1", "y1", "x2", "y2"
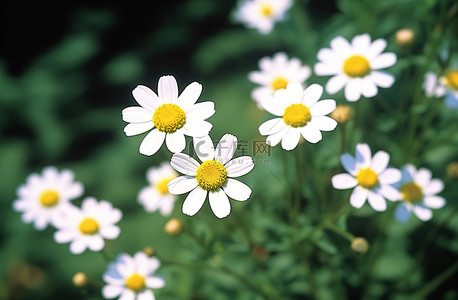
[
  {"x1": 167, "y1": 134, "x2": 254, "y2": 219},
  {"x1": 259, "y1": 83, "x2": 337, "y2": 150},
  {"x1": 138, "y1": 162, "x2": 178, "y2": 216},
  {"x1": 394, "y1": 165, "x2": 445, "y2": 222},
  {"x1": 53, "y1": 197, "x2": 122, "y2": 254},
  {"x1": 331, "y1": 143, "x2": 401, "y2": 211},
  {"x1": 13, "y1": 166, "x2": 83, "y2": 230},
  {"x1": 249, "y1": 52, "x2": 311, "y2": 108},
  {"x1": 102, "y1": 252, "x2": 165, "y2": 300},
  {"x1": 423, "y1": 70, "x2": 458, "y2": 108},
  {"x1": 235, "y1": 0, "x2": 293, "y2": 34},
  {"x1": 314, "y1": 34, "x2": 397, "y2": 102},
  {"x1": 122, "y1": 75, "x2": 215, "y2": 156}
]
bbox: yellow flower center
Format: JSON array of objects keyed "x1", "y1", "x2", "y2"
[
  {"x1": 401, "y1": 182, "x2": 423, "y2": 204},
  {"x1": 343, "y1": 55, "x2": 371, "y2": 77},
  {"x1": 283, "y1": 104, "x2": 311, "y2": 127},
  {"x1": 155, "y1": 176, "x2": 175, "y2": 195},
  {"x1": 39, "y1": 190, "x2": 60, "y2": 207},
  {"x1": 152, "y1": 104, "x2": 186, "y2": 133},
  {"x1": 78, "y1": 218, "x2": 99, "y2": 235},
  {"x1": 260, "y1": 4, "x2": 273, "y2": 17},
  {"x1": 196, "y1": 160, "x2": 228, "y2": 191},
  {"x1": 356, "y1": 168, "x2": 379, "y2": 189},
  {"x1": 125, "y1": 273, "x2": 146, "y2": 292},
  {"x1": 445, "y1": 70, "x2": 458, "y2": 90},
  {"x1": 271, "y1": 76, "x2": 289, "y2": 91}
]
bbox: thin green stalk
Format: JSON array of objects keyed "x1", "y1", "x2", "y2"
[
  {"x1": 99, "y1": 248, "x2": 113, "y2": 262},
  {"x1": 339, "y1": 123, "x2": 347, "y2": 155},
  {"x1": 293, "y1": 148, "x2": 302, "y2": 226},
  {"x1": 323, "y1": 222, "x2": 354, "y2": 242}
]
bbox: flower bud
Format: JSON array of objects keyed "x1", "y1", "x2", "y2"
[
  {"x1": 143, "y1": 246, "x2": 155, "y2": 257},
  {"x1": 395, "y1": 29, "x2": 414, "y2": 47},
  {"x1": 331, "y1": 105, "x2": 351, "y2": 124},
  {"x1": 72, "y1": 272, "x2": 88, "y2": 288},
  {"x1": 164, "y1": 218, "x2": 183, "y2": 236},
  {"x1": 447, "y1": 161, "x2": 458, "y2": 179},
  {"x1": 351, "y1": 237, "x2": 369, "y2": 254}
]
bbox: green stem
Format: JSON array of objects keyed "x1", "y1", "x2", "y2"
[
  {"x1": 99, "y1": 248, "x2": 113, "y2": 262},
  {"x1": 323, "y1": 222, "x2": 354, "y2": 242},
  {"x1": 293, "y1": 148, "x2": 302, "y2": 226},
  {"x1": 339, "y1": 123, "x2": 346, "y2": 155}
]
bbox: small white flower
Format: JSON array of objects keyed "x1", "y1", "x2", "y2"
[
  {"x1": 167, "y1": 134, "x2": 254, "y2": 219},
  {"x1": 122, "y1": 75, "x2": 215, "y2": 156},
  {"x1": 331, "y1": 143, "x2": 401, "y2": 211},
  {"x1": 258, "y1": 83, "x2": 337, "y2": 150},
  {"x1": 13, "y1": 166, "x2": 84, "y2": 230},
  {"x1": 314, "y1": 34, "x2": 397, "y2": 102},
  {"x1": 393, "y1": 165, "x2": 446, "y2": 222},
  {"x1": 249, "y1": 52, "x2": 311, "y2": 108},
  {"x1": 102, "y1": 252, "x2": 165, "y2": 300},
  {"x1": 53, "y1": 197, "x2": 122, "y2": 254},
  {"x1": 235, "y1": 0, "x2": 293, "y2": 34},
  {"x1": 423, "y1": 70, "x2": 458, "y2": 108},
  {"x1": 138, "y1": 162, "x2": 178, "y2": 216}
]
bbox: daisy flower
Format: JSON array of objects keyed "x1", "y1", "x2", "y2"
[
  {"x1": 138, "y1": 162, "x2": 178, "y2": 216},
  {"x1": 258, "y1": 83, "x2": 337, "y2": 150},
  {"x1": 13, "y1": 166, "x2": 83, "y2": 230},
  {"x1": 394, "y1": 165, "x2": 445, "y2": 222},
  {"x1": 235, "y1": 0, "x2": 293, "y2": 34},
  {"x1": 53, "y1": 197, "x2": 122, "y2": 254},
  {"x1": 248, "y1": 52, "x2": 311, "y2": 108},
  {"x1": 167, "y1": 134, "x2": 254, "y2": 219},
  {"x1": 122, "y1": 75, "x2": 215, "y2": 156},
  {"x1": 423, "y1": 70, "x2": 458, "y2": 108},
  {"x1": 102, "y1": 252, "x2": 165, "y2": 300},
  {"x1": 314, "y1": 34, "x2": 397, "y2": 102},
  {"x1": 331, "y1": 143, "x2": 401, "y2": 211}
]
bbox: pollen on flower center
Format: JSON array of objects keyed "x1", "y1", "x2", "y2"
[
  {"x1": 39, "y1": 190, "x2": 59, "y2": 207},
  {"x1": 271, "y1": 76, "x2": 289, "y2": 91},
  {"x1": 445, "y1": 70, "x2": 458, "y2": 90},
  {"x1": 125, "y1": 273, "x2": 146, "y2": 292},
  {"x1": 259, "y1": 4, "x2": 273, "y2": 16},
  {"x1": 283, "y1": 104, "x2": 311, "y2": 127},
  {"x1": 155, "y1": 177, "x2": 174, "y2": 195},
  {"x1": 356, "y1": 168, "x2": 379, "y2": 189},
  {"x1": 196, "y1": 160, "x2": 228, "y2": 191},
  {"x1": 343, "y1": 55, "x2": 371, "y2": 77},
  {"x1": 401, "y1": 182, "x2": 423, "y2": 204},
  {"x1": 78, "y1": 218, "x2": 99, "y2": 235},
  {"x1": 152, "y1": 104, "x2": 186, "y2": 133}
]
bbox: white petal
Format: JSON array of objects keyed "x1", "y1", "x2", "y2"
[
  {"x1": 350, "y1": 186, "x2": 368, "y2": 208},
  {"x1": 424, "y1": 179, "x2": 443, "y2": 195},
  {"x1": 281, "y1": 127, "x2": 301, "y2": 150},
  {"x1": 423, "y1": 196, "x2": 445, "y2": 209},
  {"x1": 344, "y1": 78, "x2": 363, "y2": 102},
  {"x1": 330, "y1": 36, "x2": 351, "y2": 54},
  {"x1": 379, "y1": 168, "x2": 401, "y2": 184},
  {"x1": 176, "y1": 82, "x2": 202, "y2": 111},
  {"x1": 370, "y1": 151, "x2": 389, "y2": 174},
  {"x1": 340, "y1": 153, "x2": 357, "y2": 175},
  {"x1": 165, "y1": 131, "x2": 186, "y2": 154},
  {"x1": 209, "y1": 189, "x2": 231, "y2": 219},
  {"x1": 100, "y1": 226, "x2": 121, "y2": 239},
  {"x1": 351, "y1": 34, "x2": 371, "y2": 52},
  {"x1": 124, "y1": 122, "x2": 154, "y2": 136},
  {"x1": 215, "y1": 134, "x2": 238, "y2": 164},
  {"x1": 300, "y1": 125, "x2": 322, "y2": 143},
  {"x1": 137, "y1": 290, "x2": 154, "y2": 300},
  {"x1": 368, "y1": 38, "x2": 387, "y2": 59},
  {"x1": 311, "y1": 116, "x2": 337, "y2": 131},
  {"x1": 225, "y1": 157, "x2": 254, "y2": 177},
  {"x1": 395, "y1": 204, "x2": 411, "y2": 223},
  {"x1": 132, "y1": 85, "x2": 161, "y2": 111},
  {"x1": 88, "y1": 236, "x2": 104, "y2": 251},
  {"x1": 310, "y1": 100, "x2": 336, "y2": 116},
  {"x1": 70, "y1": 240, "x2": 87, "y2": 254},
  {"x1": 302, "y1": 84, "x2": 324, "y2": 107},
  {"x1": 367, "y1": 190, "x2": 387, "y2": 211},
  {"x1": 317, "y1": 48, "x2": 334, "y2": 62},
  {"x1": 122, "y1": 107, "x2": 153, "y2": 123},
  {"x1": 412, "y1": 205, "x2": 433, "y2": 221},
  {"x1": 146, "y1": 277, "x2": 166, "y2": 289},
  {"x1": 182, "y1": 187, "x2": 207, "y2": 216},
  {"x1": 193, "y1": 135, "x2": 215, "y2": 162},
  {"x1": 314, "y1": 62, "x2": 340, "y2": 76},
  {"x1": 186, "y1": 101, "x2": 215, "y2": 120},
  {"x1": 361, "y1": 76, "x2": 378, "y2": 98},
  {"x1": 182, "y1": 121, "x2": 213, "y2": 137},
  {"x1": 119, "y1": 290, "x2": 135, "y2": 300},
  {"x1": 325, "y1": 75, "x2": 347, "y2": 94},
  {"x1": 371, "y1": 53, "x2": 397, "y2": 69},
  {"x1": 378, "y1": 184, "x2": 400, "y2": 201},
  {"x1": 332, "y1": 173, "x2": 357, "y2": 189},
  {"x1": 139, "y1": 129, "x2": 166, "y2": 156},
  {"x1": 266, "y1": 127, "x2": 287, "y2": 146},
  {"x1": 158, "y1": 75, "x2": 178, "y2": 102},
  {"x1": 54, "y1": 230, "x2": 74, "y2": 243},
  {"x1": 371, "y1": 71, "x2": 395, "y2": 88},
  {"x1": 414, "y1": 168, "x2": 432, "y2": 186},
  {"x1": 170, "y1": 153, "x2": 199, "y2": 176},
  {"x1": 102, "y1": 285, "x2": 124, "y2": 298},
  {"x1": 355, "y1": 143, "x2": 372, "y2": 167},
  {"x1": 167, "y1": 176, "x2": 198, "y2": 195},
  {"x1": 223, "y1": 179, "x2": 252, "y2": 201},
  {"x1": 259, "y1": 118, "x2": 286, "y2": 135}
]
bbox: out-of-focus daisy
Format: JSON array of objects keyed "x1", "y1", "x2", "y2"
[
  {"x1": 314, "y1": 34, "x2": 397, "y2": 102},
  {"x1": 259, "y1": 83, "x2": 337, "y2": 150},
  {"x1": 167, "y1": 134, "x2": 254, "y2": 219},
  {"x1": 122, "y1": 75, "x2": 215, "y2": 156},
  {"x1": 249, "y1": 52, "x2": 311, "y2": 108},
  {"x1": 331, "y1": 143, "x2": 401, "y2": 211},
  {"x1": 423, "y1": 70, "x2": 458, "y2": 108},
  {"x1": 235, "y1": 0, "x2": 293, "y2": 34},
  {"x1": 13, "y1": 166, "x2": 83, "y2": 230},
  {"x1": 394, "y1": 165, "x2": 445, "y2": 222},
  {"x1": 102, "y1": 252, "x2": 165, "y2": 300},
  {"x1": 54, "y1": 197, "x2": 122, "y2": 254},
  {"x1": 138, "y1": 162, "x2": 178, "y2": 216}
]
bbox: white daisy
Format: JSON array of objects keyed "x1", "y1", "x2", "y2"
[
  {"x1": 53, "y1": 197, "x2": 122, "y2": 254},
  {"x1": 235, "y1": 0, "x2": 293, "y2": 34},
  {"x1": 314, "y1": 34, "x2": 397, "y2": 102},
  {"x1": 102, "y1": 252, "x2": 165, "y2": 300},
  {"x1": 423, "y1": 70, "x2": 458, "y2": 108},
  {"x1": 167, "y1": 134, "x2": 254, "y2": 219},
  {"x1": 331, "y1": 143, "x2": 401, "y2": 211},
  {"x1": 248, "y1": 52, "x2": 311, "y2": 108},
  {"x1": 393, "y1": 165, "x2": 445, "y2": 222},
  {"x1": 13, "y1": 166, "x2": 84, "y2": 230},
  {"x1": 122, "y1": 75, "x2": 215, "y2": 156},
  {"x1": 138, "y1": 162, "x2": 178, "y2": 216},
  {"x1": 258, "y1": 83, "x2": 337, "y2": 150}
]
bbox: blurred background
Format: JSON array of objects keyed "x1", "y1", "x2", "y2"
[{"x1": 1, "y1": 0, "x2": 457, "y2": 299}]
